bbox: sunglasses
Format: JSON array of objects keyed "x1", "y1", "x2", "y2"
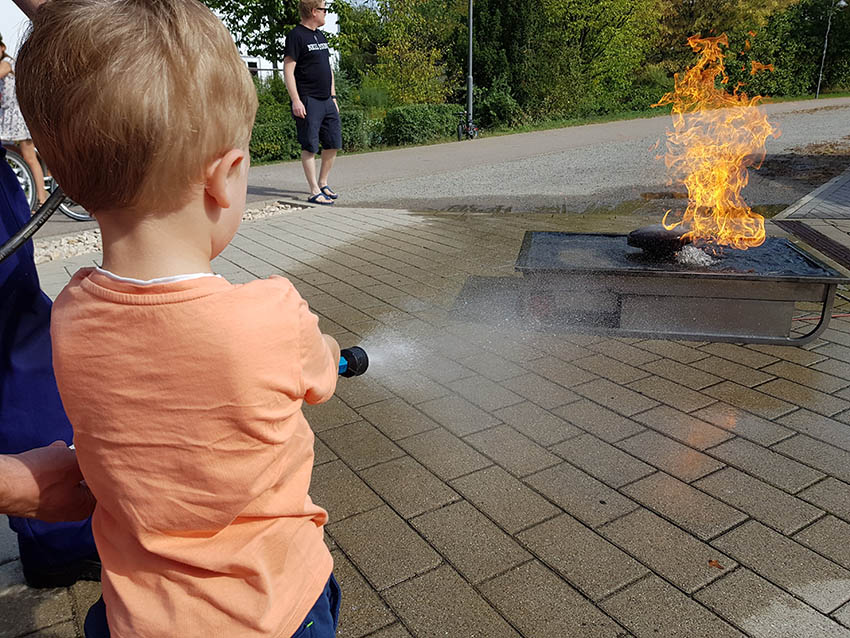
[{"x1": 314, "y1": 6, "x2": 330, "y2": 12}]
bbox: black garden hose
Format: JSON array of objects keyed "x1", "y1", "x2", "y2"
[{"x1": 0, "y1": 186, "x2": 66, "y2": 264}]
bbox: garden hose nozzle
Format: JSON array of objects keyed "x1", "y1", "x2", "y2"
[{"x1": 338, "y1": 346, "x2": 369, "y2": 377}]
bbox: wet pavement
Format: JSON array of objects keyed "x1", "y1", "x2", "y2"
[{"x1": 5, "y1": 195, "x2": 850, "y2": 637}]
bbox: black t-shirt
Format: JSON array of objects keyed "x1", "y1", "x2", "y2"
[{"x1": 283, "y1": 24, "x2": 332, "y2": 99}]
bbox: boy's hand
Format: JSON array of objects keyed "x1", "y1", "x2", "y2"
[
  {"x1": 1, "y1": 442, "x2": 96, "y2": 521},
  {"x1": 323, "y1": 334, "x2": 340, "y2": 369},
  {"x1": 292, "y1": 99, "x2": 307, "y2": 119}
]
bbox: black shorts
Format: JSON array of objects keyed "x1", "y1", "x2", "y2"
[{"x1": 294, "y1": 96, "x2": 342, "y2": 154}]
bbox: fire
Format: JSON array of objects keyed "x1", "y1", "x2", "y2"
[{"x1": 654, "y1": 34, "x2": 779, "y2": 250}]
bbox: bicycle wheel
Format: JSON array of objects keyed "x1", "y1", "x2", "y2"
[
  {"x1": 4, "y1": 148, "x2": 37, "y2": 209},
  {"x1": 57, "y1": 197, "x2": 93, "y2": 222},
  {"x1": 457, "y1": 123, "x2": 464, "y2": 142},
  {"x1": 44, "y1": 176, "x2": 93, "y2": 221}
]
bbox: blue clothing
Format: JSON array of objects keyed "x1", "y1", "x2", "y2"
[
  {"x1": 292, "y1": 573, "x2": 341, "y2": 638},
  {"x1": 0, "y1": 147, "x2": 96, "y2": 566},
  {"x1": 84, "y1": 573, "x2": 341, "y2": 637}
]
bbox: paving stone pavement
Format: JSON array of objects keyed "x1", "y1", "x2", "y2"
[
  {"x1": 5, "y1": 201, "x2": 850, "y2": 637},
  {"x1": 773, "y1": 165, "x2": 850, "y2": 272}
]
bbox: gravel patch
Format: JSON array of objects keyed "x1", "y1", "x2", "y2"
[{"x1": 33, "y1": 201, "x2": 303, "y2": 264}]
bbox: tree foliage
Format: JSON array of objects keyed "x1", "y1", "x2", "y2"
[
  {"x1": 201, "y1": 0, "x2": 299, "y2": 70},
  {"x1": 368, "y1": 0, "x2": 452, "y2": 104},
  {"x1": 651, "y1": 0, "x2": 796, "y2": 71},
  {"x1": 328, "y1": 0, "x2": 850, "y2": 122},
  {"x1": 335, "y1": 0, "x2": 383, "y2": 83},
  {"x1": 711, "y1": 0, "x2": 850, "y2": 97}
]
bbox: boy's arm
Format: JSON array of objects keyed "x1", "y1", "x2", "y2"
[
  {"x1": 283, "y1": 57, "x2": 306, "y2": 119},
  {"x1": 298, "y1": 296, "x2": 339, "y2": 404},
  {"x1": 13, "y1": 0, "x2": 44, "y2": 19},
  {"x1": 323, "y1": 333, "x2": 341, "y2": 371}
]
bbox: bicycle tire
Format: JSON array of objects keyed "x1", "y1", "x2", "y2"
[
  {"x1": 457, "y1": 123, "x2": 464, "y2": 142},
  {"x1": 43, "y1": 175, "x2": 93, "y2": 221},
  {"x1": 4, "y1": 148, "x2": 37, "y2": 209},
  {"x1": 57, "y1": 197, "x2": 93, "y2": 222}
]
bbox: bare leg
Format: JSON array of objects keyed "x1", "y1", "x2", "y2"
[
  {"x1": 301, "y1": 150, "x2": 320, "y2": 195},
  {"x1": 318, "y1": 149, "x2": 337, "y2": 189},
  {"x1": 19, "y1": 140, "x2": 48, "y2": 205}
]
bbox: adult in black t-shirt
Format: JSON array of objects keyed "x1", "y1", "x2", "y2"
[{"x1": 284, "y1": 0, "x2": 342, "y2": 206}]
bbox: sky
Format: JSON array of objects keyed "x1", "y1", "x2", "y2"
[{"x1": 0, "y1": 1, "x2": 29, "y2": 56}]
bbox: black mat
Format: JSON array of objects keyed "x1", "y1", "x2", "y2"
[{"x1": 515, "y1": 231, "x2": 845, "y2": 281}]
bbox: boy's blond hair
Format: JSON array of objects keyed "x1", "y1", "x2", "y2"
[
  {"x1": 16, "y1": 0, "x2": 258, "y2": 213},
  {"x1": 299, "y1": 0, "x2": 325, "y2": 21}
]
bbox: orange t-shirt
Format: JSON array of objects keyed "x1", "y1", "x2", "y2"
[{"x1": 51, "y1": 269, "x2": 337, "y2": 638}]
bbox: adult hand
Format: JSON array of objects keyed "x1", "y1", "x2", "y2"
[
  {"x1": 13, "y1": 0, "x2": 45, "y2": 20},
  {"x1": 292, "y1": 99, "x2": 307, "y2": 119},
  {"x1": 1, "y1": 442, "x2": 95, "y2": 521}
]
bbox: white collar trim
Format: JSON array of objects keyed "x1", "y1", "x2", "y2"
[{"x1": 95, "y1": 267, "x2": 222, "y2": 286}]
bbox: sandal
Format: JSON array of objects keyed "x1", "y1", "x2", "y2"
[
  {"x1": 320, "y1": 185, "x2": 338, "y2": 200},
  {"x1": 307, "y1": 192, "x2": 334, "y2": 206}
]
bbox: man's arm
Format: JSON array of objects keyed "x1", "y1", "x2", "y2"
[
  {"x1": 0, "y1": 442, "x2": 95, "y2": 521},
  {"x1": 283, "y1": 56, "x2": 306, "y2": 119},
  {"x1": 330, "y1": 67, "x2": 337, "y2": 111},
  {"x1": 13, "y1": 0, "x2": 45, "y2": 20}
]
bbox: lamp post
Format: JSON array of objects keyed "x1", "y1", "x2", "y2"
[
  {"x1": 816, "y1": 0, "x2": 848, "y2": 99},
  {"x1": 467, "y1": 0, "x2": 473, "y2": 130}
]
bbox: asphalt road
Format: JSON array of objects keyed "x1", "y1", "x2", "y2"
[{"x1": 40, "y1": 96, "x2": 850, "y2": 238}]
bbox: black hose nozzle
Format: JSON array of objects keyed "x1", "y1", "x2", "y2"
[{"x1": 339, "y1": 346, "x2": 369, "y2": 377}]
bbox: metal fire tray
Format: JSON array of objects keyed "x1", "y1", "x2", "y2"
[{"x1": 509, "y1": 232, "x2": 850, "y2": 345}]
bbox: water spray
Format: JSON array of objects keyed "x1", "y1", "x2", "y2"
[{"x1": 338, "y1": 346, "x2": 369, "y2": 377}]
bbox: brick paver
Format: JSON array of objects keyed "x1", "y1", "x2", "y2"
[{"x1": 7, "y1": 197, "x2": 850, "y2": 637}]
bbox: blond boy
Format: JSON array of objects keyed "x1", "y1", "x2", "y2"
[{"x1": 17, "y1": 1, "x2": 341, "y2": 636}]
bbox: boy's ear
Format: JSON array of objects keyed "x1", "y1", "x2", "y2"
[{"x1": 205, "y1": 149, "x2": 246, "y2": 209}]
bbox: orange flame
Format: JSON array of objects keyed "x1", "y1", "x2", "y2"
[
  {"x1": 750, "y1": 61, "x2": 774, "y2": 75},
  {"x1": 653, "y1": 34, "x2": 780, "y2": 250}
]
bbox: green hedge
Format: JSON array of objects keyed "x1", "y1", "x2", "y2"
[
  {"x1": 250, "y1": 122, "x2": 300, "y2": 163},
  {"x1": 249, "y1": 100, "x2": 464, "y2": 162},
  {"x1": 255, "y1": 101, "x2": 291, "y2": 125},
  {"x1": 339, "y1": 108, "x2": 369, "y2": 152},
  {"x1": 383, "y1": 104, "x2": 461, "y2": 146}
]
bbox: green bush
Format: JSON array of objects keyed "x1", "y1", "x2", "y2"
[
  {"x1": 250, "y1": 122, "x2": 300, "y2": 163},
  {"x1": 622, "y1": 64, "x2": 674, "y2": 112},
  {"x1": 365, "y1": 118, "x2": 385, "y2": 147},
  {"x1": 383, "y1": 104, "x2": 460, "y2": 146},
  {"x1": 476, "y1": 85, "x2": 522, "y2": 129},
  {"x1": 340, "y1": 108, "x2": 370, "y2": 152},
  {"x1": 267, "y1": 74, "x2": 290, "y2": 105},
  {"x1": 251, "y1": 106, "x2": 378, "y2": 161},
  {"x1": 255, "y1": 101, "x2": 291, "y2": 125}
]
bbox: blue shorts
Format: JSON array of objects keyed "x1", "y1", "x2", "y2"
[
  {"x1": 294, "y1": 96, "x2": 342, "y2": 154},
  {"x1": 292, "y1": 573, "x2": 341, "y2": 637},
  {"x1": 84, "y1": 573, "x2": 341, "y2": 638}
]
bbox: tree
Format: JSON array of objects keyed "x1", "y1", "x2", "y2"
[
  {"x1": 722, "y1": 0, "x2": 850, "y2": 97},
  {"x1": 202, "y1": 0, "x2": 300, "y2": 72},
  {"x1": 515, "y1": 0, "x2": 660, "y2": 118},
  {"x1": 652, "y1": 0, "x2": 797, "y2": 72},
  {"x1": 334, "y1": 0, "x2": 384, "y2": 83},
  {"x1": 368, "y1": 0, "x2": 452, "y2": 104}
]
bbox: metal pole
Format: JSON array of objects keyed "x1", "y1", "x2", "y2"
[
  {"x1": 467, "y1": 0, "x2": 473, "y2": 128},
  {"x1": 816, "y1": 0, "x2": 836, "y2": 99}
]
